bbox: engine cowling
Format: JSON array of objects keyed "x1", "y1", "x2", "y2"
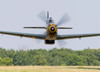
[{"x1": 45, "y1": 40, "x2": 55, "y2": 44}]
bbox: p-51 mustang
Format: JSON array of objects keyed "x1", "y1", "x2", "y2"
[{"x1": 0, "y1": 11, "x2": 100, "y2": 44}]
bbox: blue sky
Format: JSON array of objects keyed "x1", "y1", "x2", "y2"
[{"x1": 0, "y1": 0, "x2": 100, "y2": 50}]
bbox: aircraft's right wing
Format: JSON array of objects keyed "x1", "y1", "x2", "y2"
[
  {"x1": 57, "y1": 33, "x2": 100, "y2": 40},
  {"x1": 0, "y1": 31, "x2": 46, "y2": 39}
]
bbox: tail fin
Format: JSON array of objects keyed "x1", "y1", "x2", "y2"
[{"x1": 47, "y1": 11, "x2": 49, "y2": 19}]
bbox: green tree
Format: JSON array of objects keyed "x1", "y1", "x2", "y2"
[
  {"x1": 33, "y1": 55, "x2": 48, "y2": 65},
  {"x1": 3, "y1": 57, "x2": 13, "y2": 66}
]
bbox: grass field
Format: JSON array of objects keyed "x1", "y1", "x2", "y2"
[{"x1": 0, "y1": 66, "x2": 99, "y2": 72}]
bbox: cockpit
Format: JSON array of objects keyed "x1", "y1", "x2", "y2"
[{"x1": 49, "y1": 17, "x2": 54, "y2": 23}]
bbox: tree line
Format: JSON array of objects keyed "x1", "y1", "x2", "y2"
[{"x1": 0, "y1": 48, "x2": 100, "y2": 66}]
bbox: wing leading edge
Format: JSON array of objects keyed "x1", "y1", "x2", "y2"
[
  {"x1": 1, "y1": 31, "x2": 100, "y2": 40},
  {"x1": 0, "y1": 31, "x2": 46, "y2": 39},
  {"x1": 57, "y1": 33, "x2": 100, "y2": 40}
]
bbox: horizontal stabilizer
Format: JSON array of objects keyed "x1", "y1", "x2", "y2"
[
  {"x1": 24, "y1": 27, "x2": 46, "y2": 29},
  {"x1": 57, "y1": 27, "x2": 72, "y2": 29}
]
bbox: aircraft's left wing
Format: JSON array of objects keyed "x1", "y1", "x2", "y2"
[
  {"x1": 0, "y1": 31, "x2": 46, "y2": 39},
  {"x1": 57, "y1": 33, "x2": 100, "y2": 40}
]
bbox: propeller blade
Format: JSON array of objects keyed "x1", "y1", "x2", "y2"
[
  {"x1": 33, "y1": 31, "x2": 46, "y2": 44},
  {"x1": 57, "y1": 13, "x2": 70, "y2": 26},
  {"x1": 38, "y1": 11, "x2": 46, "y2": 22},
  {"x1": 57, "y1": 40, "x2": 67, "y2": 47},
  {"x1": 34, "y1": 39, "x2": 42, "y2": 44}
]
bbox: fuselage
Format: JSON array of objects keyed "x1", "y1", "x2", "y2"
[
  {"x1": 45, "y1": 23, "x2": 57, "y2": 44},
  {"x1": 46, "y1": 24, "x2": 57, "y2": 40},
  {"x1": 45, "y1": 16, "x2": 57, "y2": 44}
]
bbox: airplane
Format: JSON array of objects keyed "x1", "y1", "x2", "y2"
[{"x1": 0, "y1": 11, "x2": 100, "y2": 44}]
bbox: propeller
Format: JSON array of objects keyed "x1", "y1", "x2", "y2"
[
  {"x1": 38, "y1": 11, "x2": 47, "y2": 22},
  {"x1": 38, "y1": 11, "x2": 47, "y2": 32},
  {"x1": 32, "y1": 31, "x2": 46, "y2": 44},
  {"x1": 29, "y1": 11, "x2": 47, "y2": 44},
  {"x1": 38, "y1": 11, "x2": 70, "y2": 46},
  {"x1": 57, "y1": 13, "x2": 70, "y2": 26},
  {"x1": 57, "y1": 40, "x2": 67, "y2": 48},
  {"x1": 56, "y1": 13, "x2": 70, "y2": 47}
]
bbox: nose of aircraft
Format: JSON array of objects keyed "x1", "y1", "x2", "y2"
[{"x1": 51, "y1": 27, "x2": 55, "y2": 31}]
